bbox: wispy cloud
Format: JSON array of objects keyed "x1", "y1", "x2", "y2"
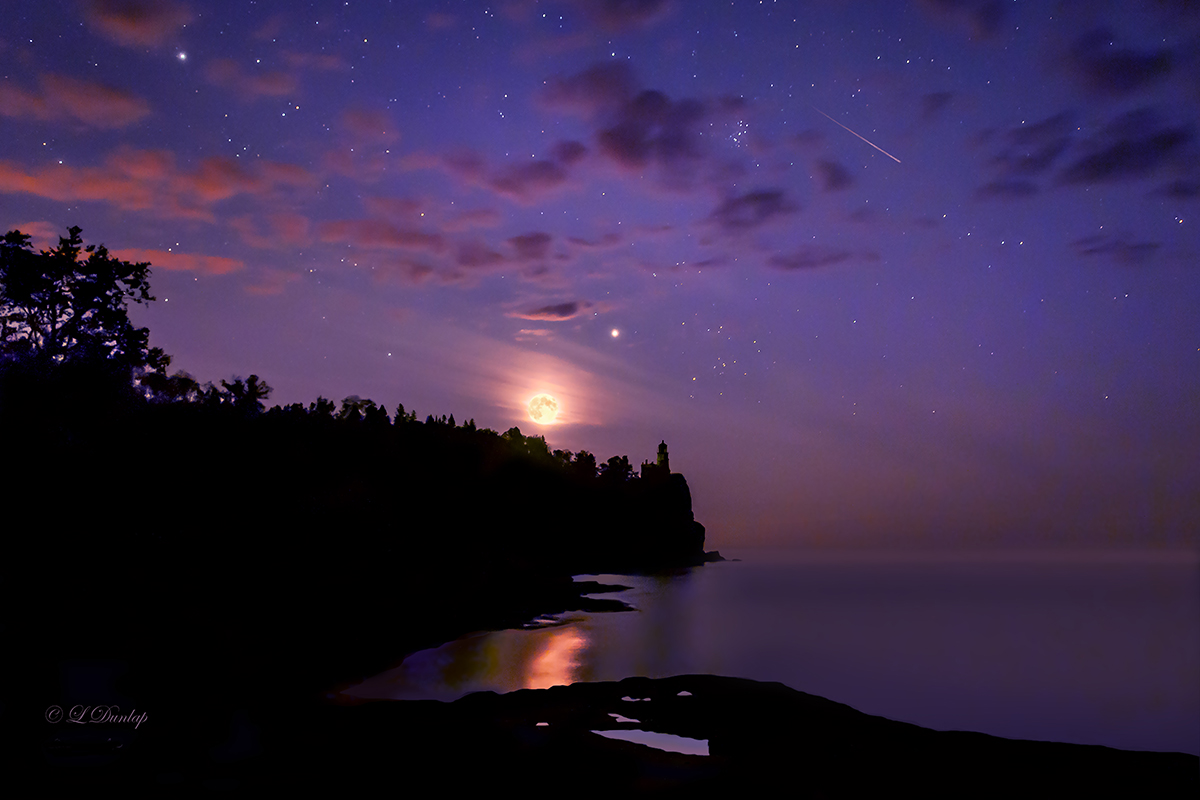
[
  {"x1": 0, "y1": 149, "x2": 317, "y2": 221},
  {"x1": 0, "y1": 74, "x2": 150, "y2": 129},
  {"x1": 82, "y1": 0, "x2": 193, "y2": 48},
  {"x1": 1058, "y1": 108, "x2": 1191, "y2": 185},
  {"x1": 205, "y1": 58, "x2": 298, "y2": 100},
  {"x1": 813, "y1": 159, "x2": 854, "y2": 192},
  {"x1": 1071, "y1": 234, "x2": 1161, "y2": 266},
  {"x1": 576, "y1": 0, "x2": 676, "y2": 32},
  {"x1": 111, "y1": 247, "x2": 243, "y2": 276},
  {"x1": 706, "y1": 189, "x2": 797, "y2": 233},
  {"x1": 916, "y1": 0, "x2": 1007, "y2": 41},
  {"x1": 507, "y1": 231, "x2": 554, "y2": 261},
  {"x1": 318, "y1": 219, "x2": 446, "y2": 253},
  {"x1": 508, "y1": 301, "x2": 591, "y2": 321},
  {"x1": 767, "y1": 246, "x2": 854, "y2": 271},
  {"x1": 1066, "y1": 28, "x2": 1174, "y2": 96}
]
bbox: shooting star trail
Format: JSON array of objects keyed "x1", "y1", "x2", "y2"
[{"x1": 813, "y1": 107, "x2": 901, "y2": 163}]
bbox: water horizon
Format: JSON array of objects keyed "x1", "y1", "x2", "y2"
[{"x1": 344, "y1": 546, "x2": 1200, "y2": 756}]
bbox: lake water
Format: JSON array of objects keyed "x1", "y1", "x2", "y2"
[{"x1": 344, "y1": 548, "x2": 1200, "y2": 755}]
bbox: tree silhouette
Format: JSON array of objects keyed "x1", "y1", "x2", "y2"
[
  {"x1": 572, "y1": 450, "x2": 598, "y2": 480},
  {"x1": 140, "y1": 367, "x2": 202, "y2": 403},
  {"x1": 219, "y1": 375, "x2": 273, "y2": 414},
  {"x1": 338, "y1": 395, "x2": 370, "y2": 422},
  {"x1": 600, "y1": 454, "x2": 633, "y2": 482},
  {"x1": 309, "y1": 396, "x2": 336, "y2": 417},
  {"x1": 1, "y1": 226, "x2": 162, "y2": 373}
]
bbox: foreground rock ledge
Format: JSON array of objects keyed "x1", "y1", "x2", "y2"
[{"x1": 296, "y1": 674, "x2": 1197, "y2": 797}]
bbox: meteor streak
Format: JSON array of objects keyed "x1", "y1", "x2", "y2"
[{"x1": 813, "y1": 107, "x2": 901, "y2": 163}]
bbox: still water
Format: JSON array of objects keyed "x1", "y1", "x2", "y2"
[{"x1": 344, "y1": 549, "x2": 1200, "y2": 755}]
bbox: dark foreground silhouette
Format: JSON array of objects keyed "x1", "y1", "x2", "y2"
[
  {"x1": 5, "y1": 369, "x2": 1196, "y2": 798},
  {"x1": 310, "y1": 675, "x2": 1200, "y2": 797},
  {"x1": 4, "y1": 228, "x2": 1195, "y2": 795},
  {"x1": 15, "y1": 666, "x2": 1199, "y2": 797}
]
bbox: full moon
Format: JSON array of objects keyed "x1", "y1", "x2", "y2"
[{"x1": 527, "y1": 394, "x2": 559, "y2": 425}]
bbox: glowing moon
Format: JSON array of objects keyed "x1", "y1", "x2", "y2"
[
  {"x1": 611, "y1": 329, "x2": 620, "y2": 337},
  {"x1": 527, "y1": 393, "x2": 559, "y2": 425}
]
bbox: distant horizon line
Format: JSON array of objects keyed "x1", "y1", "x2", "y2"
[{"x1": 699, "y1": 545, "x2": 1200, "y2": 565}]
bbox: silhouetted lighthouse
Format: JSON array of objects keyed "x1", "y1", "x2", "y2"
[{"x1": 641, "y1": 440, "x2": 671, "y2": 481}]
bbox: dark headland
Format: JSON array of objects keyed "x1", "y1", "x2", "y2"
[
  {"x1": 2, "y1": 230, "x2": 1195, "y2": 796},
  {"x1": 7, "y1": 389, "x2": 1196, "y2": 796},
  {"x1": 6, "y1": 390, "x2": 1198, "y2": 797}
]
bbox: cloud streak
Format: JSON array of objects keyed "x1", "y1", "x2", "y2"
[
  {"x1": 111, "y1": 247, "x2": 243, "y2": 276},
  {"x1": 0, "y1": 74, "x2": 151, "y2": 129},
  {"x1": 0, "y1": 149, "x2": 317, "y2": 221},
  {"x1": 83, "y1": 0, "x2": 194, "y2": 48},
  {"x1": 509, "y1": 301, "x2": 591, "y2": 321},
  {"x1": 205, "y1": 59, "x2": 298, "y2": 100}
]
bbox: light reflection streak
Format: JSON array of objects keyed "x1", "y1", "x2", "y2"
[
  {"x1": 341, "y1": 621, "x2": 593, "y2": 701},
  {"x1": 525, "y1": 627, "x2": 587, "y2": 689}
]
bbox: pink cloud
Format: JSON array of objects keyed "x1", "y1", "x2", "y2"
[
  {"x1": 426, "y1": 11, "x2": 457, "y2": 30},
  {"x1": 455, "y1": 239, "x2": 506, "y2": 269},
  {"x1": 0, "y1": 74, "x2": 150, "y2": 129},
  {"x1": 362, "y1": 196, "x2": 423, "y2": 221},
  {"x1": 258, "y1": 160, "x2": 317, "y2": 189},
  {"x1": 398, "y1": 150, "x2": 444, "y2": 171},
  {"x1": 253, "y1": 14, "x2": 286, "y2": 41},
  {"x1": 341, "y1": 108, "x2": 400, "y2": 143},
  {"x1": 578, "y1": 0, "x2": 676, "y2": 32},
  {"x1": 488, "y1": 159, "x2": 570, "y2": 203},
  {"x1": 111, "y1": 247, "x2": 243, "y2": 276},
  {"x1": 183, "y1": 157, "x2": 262, "y2": 203},
  {"x1": 4, "y1": 220, "x2": 61, "y2": 248},
  {"x1": 443, "y1": 208, "x2": 500, "y2": 231},
  {"x1": 205, "y1": 58, "x2": 298, "y2": 100},
  {"x1": 0, "y1": 149, "x2": 317, "y2": 221},
  {"x1": 282, "y1": 51, "x2": 349, "y2": 72},
  {"x1": 107, "y1": 148, "x2": 173, "y2": 179},
  {"x1": 245, "y1": 267, "x2": 301, "y2": 296},
  {"x1": 0, "y1": 159, "x2": 159, "y2": 214},
  {"x1": 83, "y1": 0, "x2": 194, "y2": 47},
  {"x1": 231, "y1": 213, "x2": 313, "y2": 249},
  {"x1": 318, "y1": 219, "x2": 447, "y2": 253}
]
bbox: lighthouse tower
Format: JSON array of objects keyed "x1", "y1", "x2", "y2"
[{"x1": 641, "y1": 440, "x2": 671, "y2": 481}]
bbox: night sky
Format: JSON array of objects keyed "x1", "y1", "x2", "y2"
[{"x1": 3, "y1": 0, "x2": 1197, "y2": 550}]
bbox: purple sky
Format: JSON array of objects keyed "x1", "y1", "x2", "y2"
[{"x1": 3, "y1": 0, "x2": 1197, "y2": 550}]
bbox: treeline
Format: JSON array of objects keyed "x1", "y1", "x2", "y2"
[
  {"x1": 1, "y1": 226, "x2": 706, "y2": 578},
  {"x1": 143, "y1": 371, "x2": 642, "y2": 484},
  {"x1": 135, "y1": 357, "x2": 657, "y2": 483}
]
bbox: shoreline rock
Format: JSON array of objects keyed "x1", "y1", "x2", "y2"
[{"x1": 299, "y1": 674, "x2": 1200, "y2": 796}]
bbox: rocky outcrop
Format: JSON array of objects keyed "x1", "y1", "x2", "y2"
[{"x1": 298, "y1": 674, "x2": 1200, "y2": 796}]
